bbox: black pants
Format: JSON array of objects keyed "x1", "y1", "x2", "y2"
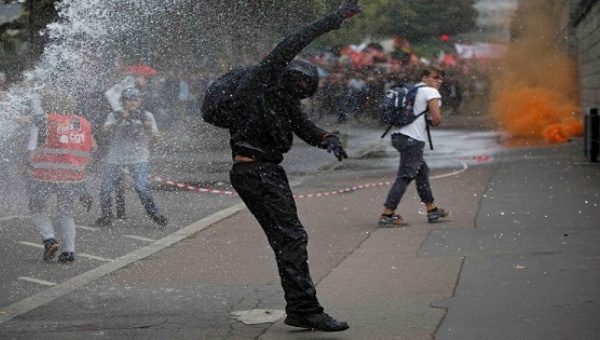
[{"x1": 230, "y1": 161, "x2": 324, "y2": 315}]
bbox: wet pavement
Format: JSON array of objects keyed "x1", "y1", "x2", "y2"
[{"x1": 1, "y1": 113, "x2": 599, "y2": 339}]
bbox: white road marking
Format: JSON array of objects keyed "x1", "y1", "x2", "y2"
[
  {"x1": 18, "y1": 277, "x2": 57, "y2": 287},
  {"x1": 75, "y1": 225, "x2": 99, "y2": 231},
  {"x1": 123, "y1": 235, "x2": 156, "y2": 243},
  {"x1": 0, "y1": 216, "x2": 30, "y2": 222},
  {"x1": 17, "y1": 241, "x2": 48, "y2": 249},
  {"x1": 1, "y1": 203, "x2": 247, "y2": 325},
  {"x1": 78, "y1": 254, "x2": 112, "y2": 262}
]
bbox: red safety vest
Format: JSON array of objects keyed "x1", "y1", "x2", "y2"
[{"x1": 29, "y1": 113, "x2": 92, "y2": 182}]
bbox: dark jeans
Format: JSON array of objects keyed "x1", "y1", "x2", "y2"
[
  {"x1": 384, "y1": 133, "x2": 435, "y2": 210},
  {"x1": 115, "y1": 170, "x2": 126, "y2": 216},
  {"x1": 100, "y1": 162, "x2": 158, "y2": 218},
  {"x1": 230, "y1": 161, "x2": 324, "y2": 315}
]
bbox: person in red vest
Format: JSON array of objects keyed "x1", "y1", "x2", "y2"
[{"x1": 28, "y1": 87, "x2": 96, "y2": 263}]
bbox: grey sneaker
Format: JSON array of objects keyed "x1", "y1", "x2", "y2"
[
  {"x1": 43, "y1": 238, "x2": 60, "y2": 261},
  {"x1": 378, "y1": 214, "x2": 406, "y2": 227},
  {"x1": 427, "y1": 207, "x2": 450, "y2": 223}
]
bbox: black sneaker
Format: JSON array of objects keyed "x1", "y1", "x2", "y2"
[
  {"x1": 284, "y1": 313, "x2": 349, "y2": 332},
  {"x1": 150, "y1": 214, "x2": 168, "y2": 227},
  {"x1": 42, "y1": 238, "x2": 60, "y2": 261},
  {"x1": 116, "y1": 210, "x2": 127, "y2": 220},
  {"x1": 95, "y1": 216, "x2": 113, "y2": 227},
  {"x1": 57, "y1": 252, "x2": 75, "y2": 263},
  {"x1": 116, "y1": 198, "x2": 126, "y2": 219}
]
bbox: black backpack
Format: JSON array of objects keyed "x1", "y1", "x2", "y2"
[
  {"x1": 380, "y1": 83, "x2": 433, "y2": 149},
  {"x1": 201, "y1": 67, "x2": 246, "y2": 128},
  {"x1": 380, "y1": 83, "x2": 426, "y2": 127}
]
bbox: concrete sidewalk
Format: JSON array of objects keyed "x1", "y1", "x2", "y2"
[{"x1": 1, "y1": 114, "x2": 599, "y2": 339}]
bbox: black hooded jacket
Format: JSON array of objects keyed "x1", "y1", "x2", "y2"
[{"x1": 228, "y1": 12, "x2": 345, "y2": 164}]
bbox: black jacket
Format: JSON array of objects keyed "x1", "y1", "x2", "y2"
[{"x1": 228, "y1": 12, "x2": 344, "y2": 164}]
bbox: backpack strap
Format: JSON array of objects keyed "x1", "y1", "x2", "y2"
[
  {"x1": 381, "y1": 84, "x2": 429, "y2": 139},
  {"x1": 425, "y1": 115, "x2": 434, "y2": 150},
  {"x1": 407, "y1": 84, "x2": 427, "y2": 121}
]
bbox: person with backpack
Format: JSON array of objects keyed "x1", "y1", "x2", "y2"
[
  {"x1": 378, "y1": 65, "x2": 451, "y2": 226},
  {"x1": 202, "y1": 0, "x2": 361, "y2": 332}
]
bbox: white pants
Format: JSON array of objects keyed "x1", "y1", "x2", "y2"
[{"x1": 29, "y1": 181, "x2": 78, "y2": 253}]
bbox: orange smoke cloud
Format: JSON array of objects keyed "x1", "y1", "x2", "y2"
[{"x1": 490, "y1": 0, "x2": 582, "y2": 144}]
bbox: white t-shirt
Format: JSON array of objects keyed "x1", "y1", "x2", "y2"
[{"x1": 394, "y1": 82, "x2": 442, "y2": 142}]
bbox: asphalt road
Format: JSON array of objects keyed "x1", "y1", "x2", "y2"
[
  {"x1": 3, "y1": 116, "x2": 597, "y2": 339},
  {"x1": 0, "y1": 118, "x2": 505, "y2": 329}
]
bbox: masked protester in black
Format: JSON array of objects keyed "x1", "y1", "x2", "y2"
[{"x1": 221, "y1": 0, "x2": 360, "y2": 333}]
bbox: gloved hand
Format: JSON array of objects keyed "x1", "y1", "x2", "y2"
[
  {"x1": 337, "y1": 0, "x2": 362, "y2": 19},
  {"x1": 80, "y1": 193, "x2": 93, "y2": 212},
  {"x1": 322, "y1": 134, "x2": 348, "y2": 162}
]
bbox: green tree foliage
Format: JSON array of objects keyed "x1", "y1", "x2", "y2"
[
  {"x1": 257, "y1": 0, "x2": 479, "y2": 54},
  {"x1": 341, "y1": 0, "x2": 478, "y2": 42},
  {"x1": 1, "y1": 0, "x2": 478, "y2": 77},
  {"x1": 1, "y1": 0, "x2": 57, "y2": 80}
]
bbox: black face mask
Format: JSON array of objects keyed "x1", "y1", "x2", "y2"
[{"x1": 281, "y1": 71, "x2": 314, "y2": 99}]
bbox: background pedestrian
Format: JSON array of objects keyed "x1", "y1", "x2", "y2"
[
  {"x1": 96, "y1": 87, "x2": 167, "y2": 227},
  {"x1": 379, "y1": 65, "x2": 451, "y2": 226}
]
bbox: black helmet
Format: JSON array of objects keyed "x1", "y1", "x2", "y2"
[
  {"x1": 121, "y1": 87, "x2": 141, "y2": 101},
  {"x1": 282, "y1": 59, "x2": 319, "y2": 99}
]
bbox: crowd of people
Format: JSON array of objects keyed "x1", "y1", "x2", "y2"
[
  {"x1": 61, "y1": 39, "x2": 491, "y2": 138},
  {"x1": 133, "y1": 51, "x2": 490, "y2": 129},
  {"x1": 304, "y1": 48, "x2": 491, "y2": 123}
]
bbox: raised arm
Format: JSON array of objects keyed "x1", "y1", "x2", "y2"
[{"x1": 258, "y1": 0, "x2": 361, "y2": 75}]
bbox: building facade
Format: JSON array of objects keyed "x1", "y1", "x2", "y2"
[
  {"x1": 571, "y1": 0, "x2": 600, "y2": 111},
  {"x1": 473, "y1": 0, "x2": 519, "y2": 41}
]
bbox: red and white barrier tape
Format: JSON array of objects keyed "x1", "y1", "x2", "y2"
[
  {"x1": 293, "y1": 182, "x2": 390, "y2": 199},
  {"x1": 149, "y1": 175, "x2": 236, "y2": 196},
  {"x1": 149, "y1": 175, "x2": 389, "y2": 199},
  {"x1": 149, "y1": 160, "x2": 468, "y2": 199}
]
